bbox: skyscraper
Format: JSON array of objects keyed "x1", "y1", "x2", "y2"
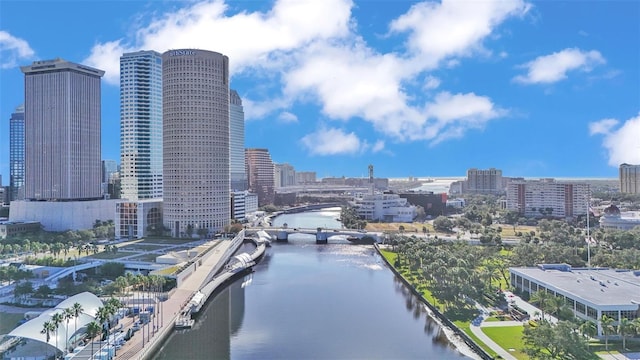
[
  {"x1": 619, "y1": 163, "x2": 640, "y2": 194},
  {"x1": 21, "y1": 58, "x2": 104, "y2": 200},
  {"x1": 245, "y1": 148, "x2": 275, "y2": 206},
  {"x1": 119, "y1": 50, "x2": 163, "y2": 201},
  {"x1": 9, "y1": 104, "x2": 25, "y2": 202},
  {"x1": 230, "y1": 89, "x2": 247, "y2": 191},
  {"x1": 162, "y1": 49, "x2": 230, "y2": 237},
  {"x1": 466, "y1": 168, "x2": 503, "y2": 194}
]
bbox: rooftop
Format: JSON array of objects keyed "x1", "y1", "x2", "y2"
[{"x1": 510, "y1": 265, "x2": 640, "y2": 307}]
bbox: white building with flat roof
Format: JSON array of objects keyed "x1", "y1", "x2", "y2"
[
  {"x1": 506, "y1": 179, "x2": 590, "y2": 218},
  {"x1": 354, "y1": 193, "x2": 416, "y2": 222},
  {"x1": 510, "y1": 264, "x2": 640, "y2": 336}
]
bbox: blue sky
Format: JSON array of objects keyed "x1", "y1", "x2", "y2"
[{"x1": 1, "y1": 0, "x2": 639, "y2": 182}]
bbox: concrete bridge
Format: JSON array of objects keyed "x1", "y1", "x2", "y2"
[{"x1": 247, "y1": 227, "x2": 381, "y2": 244}]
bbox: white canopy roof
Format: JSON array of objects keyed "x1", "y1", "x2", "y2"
[{"x1": 8, "y1": 292, "x2": 104, "y2": 353}]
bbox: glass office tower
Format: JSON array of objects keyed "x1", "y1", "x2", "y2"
[
  {"x1": 119, "y1": 50, "x2": 163, "y2": 201},
  {"x1": 9, "y1": 104, "x2": 25, "y2": 201},
  {"x1": 230, "y1": 89, "x2": 247, "y2": 191}
]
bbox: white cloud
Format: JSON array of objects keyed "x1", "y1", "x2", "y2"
[
  {"x1": 589, "y1": 113, "x2": 640, "y2": 166},
  {"x1": 371, "y1": 140, "x2": 385, "y2": 153},
  {"x1": 588, "y1": 118, "x2": 618, "y2": 135},
  {"x1": 83, "y1": 0, "x2": 527, "y2": 153},
  {"x1": 514, "y1": 48, "x2": 605, "y2": 84},
  {"x1": 389, "y1": 0, "x2": 530, "y2": 68},
  {"x1": 0, "y1": 30, "x2": 35, "y2": 69},
  {"x1": 300, "y1": 127, "x2": 362, "y2": 155},
  {"x1": 84, "y1": 0, "x2": 353, "y2": 83},
  {"x1": 278, "y1": 111, "x2": 298, "y2": 123}
]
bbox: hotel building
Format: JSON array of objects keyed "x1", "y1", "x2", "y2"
[{"x1": 162, "y1": 49, "x2": 230, "y2": 237}]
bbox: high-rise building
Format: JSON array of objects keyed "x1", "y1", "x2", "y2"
[
  {"x1": 466, "y1": 168, "x2": 503, "y2": 194},
  {"x1": 296, "y1": 171, "x2": 316, "y2": 185},
  {"x1": 9, "y1": 104, "x2": 25, "y2": 202},
  {"x1": 230, "y1": 89, "x2": 247, "y2": 191},
  {"x1": 274, "y1": 163, "x2": 296, "y2": 188},
  {"x1": 119, "y1": 50, "x2": 163, "y2": 201},
  {"x1": 619, "y1": 163, "x2": 640, "y2": 194},
  {"x1": 21, "y1": 58, "x2": 104, "y2": 200},
  {"x1": 245, "y1": 148, "x2": 275, "y2": 206},
  {"x1": 506, "y1": 179, "x2": 590, "y2": 218},
  {"x1": 102, "y1": 160, "x2": 118, "y2": 197},
  {"x1": 162, "y1": 49, "x2": 230, "y2": 237}
]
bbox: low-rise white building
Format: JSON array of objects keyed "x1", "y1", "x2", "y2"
[
  {"x1": 354, "y1": 193, "x2": 416, "y2": 222},
  {"x1": 9, "y1": 199, "x2": 117, "y2": 231},
  {"x1": 510, "y1": 264, "x2": 640, "y2": 337}
]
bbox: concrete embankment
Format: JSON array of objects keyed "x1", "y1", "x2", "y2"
[{"x1": 373, "y1": 243, "x2": 493, "y2": 360}]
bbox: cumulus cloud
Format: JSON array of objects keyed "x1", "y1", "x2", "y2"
[
  {"x1": 389, "y1": 0, "x2": 530, "y2": 68},
  {"x1": 83, "y1": 0, "x2": 528, "y2": 153},
  {"x1": 300, "y1": 127, "x2": 362, "y2": 155},
  {"x1": 514, "y1": 48, "x2": 605, "y2": 84},
  {"x1": 589, "y1": 113, "x2": 640, "y2": 166},
  {"x1": 0, "y1": 30, "x2": 35, "y2": 69}
]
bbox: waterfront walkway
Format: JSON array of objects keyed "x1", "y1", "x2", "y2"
[{"x1": 114, "y1": 239, "x2": 235, "y2": 360}]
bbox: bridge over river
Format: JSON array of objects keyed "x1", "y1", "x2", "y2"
[{"x1": 246, "y1": 227, "x2": 383, "y2": 244}]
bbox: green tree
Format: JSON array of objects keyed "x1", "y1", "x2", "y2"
[
  {"x1": 51, "y1": 312, "x2": 64, "y2": 354},
  {"x1": 86, "y1": 321, "x2": 101, "y2": 358},
  {"x1": 600, "y1": 314, "x2": 616, "y2": 351},
  {"x1": 71, "y1": 302, "x2": 84, "y2": 347},
  {"x1": 433, "y1": 216, "x2": 453, "y2": 233},
  {"x1": 523, "y1": 320, "x2": 593, "y2": 359},
  {"x1": 185, "y1": 224, "x2": 194, "y2": 238},
  {"x1": 40, "y1": 320, "x2": 57, "y2": 358},
  {"x1": 530, "y1": 290, "x2": 553, "y2": 322},
  {"x1": 618, "y1": 317, "x2": 633, "y2": 350}
]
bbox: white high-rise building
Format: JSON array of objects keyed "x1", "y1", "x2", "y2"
[
  {"x1": 21, "y1": 58, "x2": 104, "y2": 200},
  {"x1": 230, "y1": 89, "x2": 247, "y2": 191},
  {"x1": 162, "y1": 49, "x2": 230, "y2": 237},
  {"x1": 506, "y1": 179, "x2": 590, "y2": 218},
  {"x1": 275, "y1": 163, "x2": 296, "y2": 188},
  {"x1": 119, "y1": 50, "x2": 163, "y2": 201},
  {"x1": 619, "y1": 163, "x2": 640, "y2": 194}
]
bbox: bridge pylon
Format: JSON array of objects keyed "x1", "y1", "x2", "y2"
[{"x1": 316, "y1": 231, "x2": 328, "y2": 244}]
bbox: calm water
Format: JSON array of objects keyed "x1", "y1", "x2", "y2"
[{"x1": 155, "y1": 208, "x2": 477, "y2": 360}]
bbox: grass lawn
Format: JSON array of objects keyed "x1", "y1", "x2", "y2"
[
  {"x1": 88, "y1": 251, "x2": 135, "y2": 260},
  {"x1": 0, "y1": 312, "x2": 25, "y2": 335},
  {"x1": 481, "y1": 326, "x2": 528, "y2": 359},
  {"x1": 120, "y1": 244, "x2": 166, "y2": 251},
  {"x1": 495, "y1": 225, "x2": 537, "y2": 238},
  {"x1": 366, "y1": 222, "x2": 435, "y2": 234},
  {"x1": 454, "y1": 320, "x2": 498, "y2": 358}
]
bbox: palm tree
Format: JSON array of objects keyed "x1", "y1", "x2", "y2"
[
  {"x1": 63, "y1": 307, "x2": 74, "y2": 352},
  {"x1": 579, "y1": 320, "x2": 597, "y2": 348},
  {"x1": 618, "y1": 317, "x2": 633, "y2": 350},
  {"x1": 40, "y1": 320, "x2": 56, "y2": 357},
  {"x1": 529, "y1": 290, "x2": 552, "y2": 322},
  {"x1": 86, "y1": 321, "x2": 101, "y2": 359},
  {"x1": 71, "y1": 302, "x2": 84, "y2": 347},
  {"x1": 51, "y1": 312, "x2": 64, "y2": 354},
  {"x1": 600, "y1": 314, "x2": 616, "y2": 351}
]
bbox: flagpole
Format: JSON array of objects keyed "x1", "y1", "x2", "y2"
[{"x1": 586, "y1": 201, "x2": 591, "y2": 269}]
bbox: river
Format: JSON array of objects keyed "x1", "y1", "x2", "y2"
[{"x1": 155, "y1": 207, "x2": 478, "y2": 359}]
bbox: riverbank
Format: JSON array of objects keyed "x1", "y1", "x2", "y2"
[{"x1": 373, "y1": 243, "x2": 489, "y2": 360}]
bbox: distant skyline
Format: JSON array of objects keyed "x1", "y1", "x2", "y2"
[{"x1": 1, "y1": 0, "x2": 639, "y2": 183}]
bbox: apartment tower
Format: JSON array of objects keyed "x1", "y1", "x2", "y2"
[
  {"x1": 230, "y1": 89, "x2": 247, "y2": 191},
  {"x1": 467, "y1": 168, "x2": 503, "y2": 194},
  {"x1": 9, "y1": 104, "x2": 25, "y2": 201},
  {"x1": 245, "y1": 148, "x2": 275, "y2": 206},
  {"x1": 21, "y1": 59, "x2": 104, "y2": 200},
  {"x1": 119, "y1": 50, "x2": 163, "y2": 200},
  {"x1": 506, "y1": 179, "x2": 590, "y2": 218},
  {"x1": 619, "y1": 163, "x2": 640, "y2": 194},
  {"x1": 162, "y1": 49, "x2": 230, "y2": 237}
]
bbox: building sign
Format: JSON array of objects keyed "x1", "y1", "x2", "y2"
[{"x1": 169, "y1": 50, "x2": 195, "y2": 56}]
